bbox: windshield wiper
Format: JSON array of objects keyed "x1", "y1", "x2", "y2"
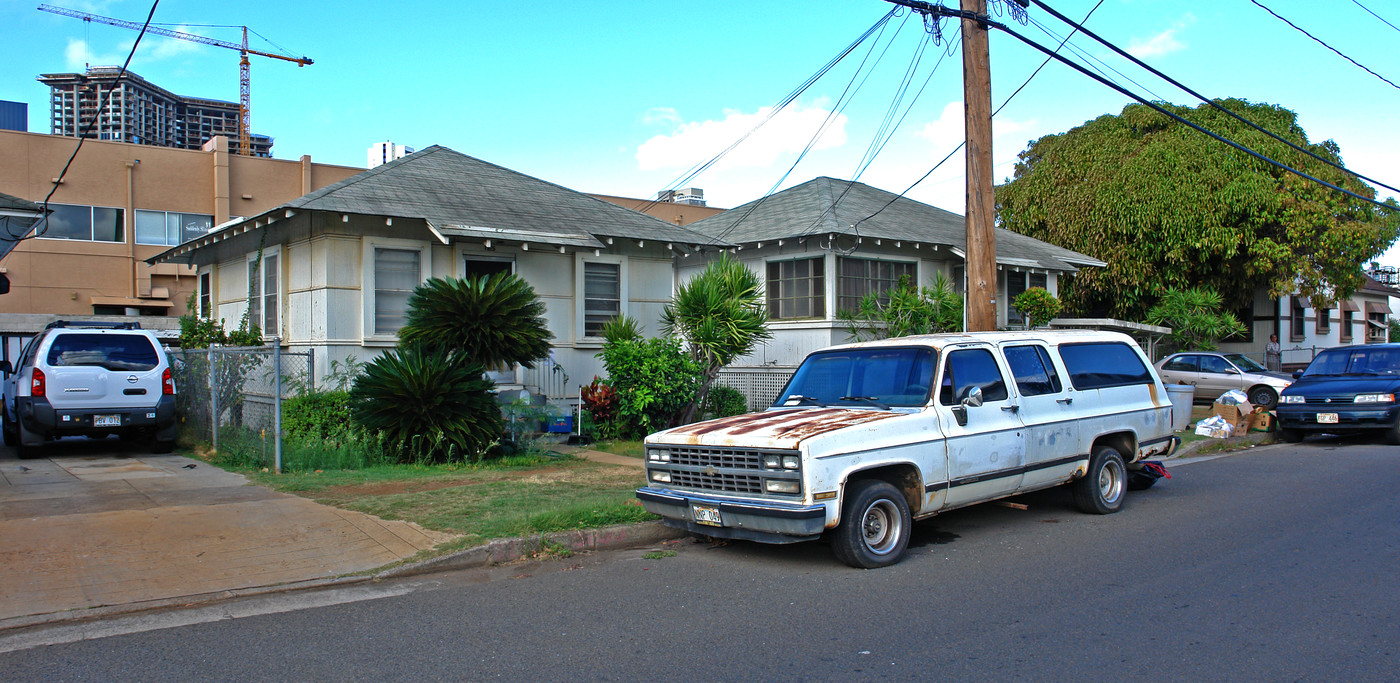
[
  {"x1": 783, "y1": 394, "x2": 824, "y2": 407},
  {"x1": 839, "y1": 395, "x2": 890, "y2": 410}
]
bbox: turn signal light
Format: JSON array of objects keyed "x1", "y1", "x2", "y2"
[
  {"x1": 31, "y1": 368, "x2": 45, "y2": 397},
  {"x1": 162, "y1": 367, "x2": 175, "y2": 395}
]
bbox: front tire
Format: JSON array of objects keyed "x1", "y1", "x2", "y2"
[
  {"x1": 831, "y1": 479, "x2": 911, "y2": 569},
  {"x1": 1385, "y1": 419, "x2": 1400, "y2": 446},
  {"x1": 1073, "y1": 445, "x2": 1127, "y2": 514},
  {"x1": 1248, "y1": 386, "x2": 1278, "y2": 409}
]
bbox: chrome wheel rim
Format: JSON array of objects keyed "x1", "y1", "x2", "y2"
[
  {"x1": 1099, "y1": 458, "x2": 1124, "y2": 505},
  {"x1": 861, "y1": 499, "x2": 902, "y2": 555}
]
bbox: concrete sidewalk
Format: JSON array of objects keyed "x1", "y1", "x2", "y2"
[{"x1": 0, "y1": 443, "x2": 451, "y2": 625}]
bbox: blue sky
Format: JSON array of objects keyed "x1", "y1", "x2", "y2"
[{"x1": 4, "y1": 0, "x2": 1399, "y2": 264}]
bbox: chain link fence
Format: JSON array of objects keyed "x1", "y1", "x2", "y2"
[{"x1": 170, "y1": 344, "x2": 312, "y2": 471}]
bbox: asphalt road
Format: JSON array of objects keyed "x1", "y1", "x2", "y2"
[{"x1": 2, "y1": 439, "x2": 1396, "y2": 681}]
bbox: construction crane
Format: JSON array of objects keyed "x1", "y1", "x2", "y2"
[{"x1": 38, "y1": 4, "x2": 313, "y2": 156}]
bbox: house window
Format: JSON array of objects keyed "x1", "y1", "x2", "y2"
[
  {"x1": 767, "y1": 257, "x2": 825, "y2": 320},
  {"x1": 464, "y1": 256, "x2": 513, "y2": 281},
  {"x1": 952, "y1": 264, "x2": 965, "y2": 296},
  {"x1": 374, "y1": 247, "x2": 421, "y2": 335},
  {"x1": 837, "y1": 257, "x2": 915, "y2": 312},
  {"x1": 582, "y1": 261, "x2": 622, "y2": 337},
  {"x1": 1315, "y1": 306, "x2": 1331, "y2": 335},
  {"x1": 246, "y1": 251, "x2": 280, "y2": 338},
  {"x1": 136, "y1": 210, "x2": 213, "y2": 246},
  {"x1": 1006, "y1": 271, "x2": 1049, "y2": 327},
  {"x1": 1340, "y1": 307, "x2": 1355, "y2": 342},
  {"x1": 1290, "y1": 298, "x2": 1306, "y2": 341},
  {"x1": 198, "y1": 271, "x2": 211, "y2": 318},
  {"x1": 1367, "y1": 302, "x2": 1391, "y2": 342},
  {"x1": 36, "y1": 203, "x2": 124, "y2": 243}
]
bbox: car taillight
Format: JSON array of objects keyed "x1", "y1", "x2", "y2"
[
  {"x1": 31, "y1": 368, "x2": 45, "y2": 397},
  {"x1": 162, "y1": 367, "x2": 175, "y2": 395}
]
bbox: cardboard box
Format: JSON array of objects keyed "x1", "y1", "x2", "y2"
[
  {"x1": 1212, "y1": 400, "x2": 1255, "y2": 433},
  {"x1": 1248, "y1": 409, "x2": 1274, "y2": 433}
]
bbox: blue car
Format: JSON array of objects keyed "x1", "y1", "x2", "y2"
[{"x1": 1276, "y1": 343, "x2": 1400, "y2": 444}]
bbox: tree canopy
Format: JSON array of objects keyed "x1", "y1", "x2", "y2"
[{"x1": 996, "y1": 99, "x2": 1400, "y2": 319}]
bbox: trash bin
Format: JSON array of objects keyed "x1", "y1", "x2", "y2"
[{"x1": 1165, "y1": 384, "x2": 1194, "y2": 432}]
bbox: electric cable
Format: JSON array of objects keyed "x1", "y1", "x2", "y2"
[
  {"x1": 1249, "y1": 0, "x2": 1400, "y2": 90},
  {"x1": 1351, "y1": 0, "x2": 1400, "y2": 33},
  {"x1": 5, "y1": 1, "x2": 162, "y2": 243},
  {"x1": 1032, "y1": 0, "x2": 1400, "y2": 196}
]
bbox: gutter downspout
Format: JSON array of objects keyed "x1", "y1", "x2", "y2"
[{"x1": 125, "y1": 159, "x2": 138, "y2": 300}]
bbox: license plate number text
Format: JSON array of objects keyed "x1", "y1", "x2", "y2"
[
  {"x1": 692, "y1": 504, "x2": 722, "y2": 527},
  {"x1": 1317, "y1": 413, "x2": 1338, "y2": 424},
  {"x1": 94, "y1": 414, "x2": 121, "y2": 427}
]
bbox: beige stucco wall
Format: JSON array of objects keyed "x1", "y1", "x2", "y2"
[{"x1": 0, "y1": 129, "x2": 361, "y2": 319}]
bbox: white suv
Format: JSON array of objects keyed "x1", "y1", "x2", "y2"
[
  {"x1": 637, "y1": 330, "x2": 1179, "y2": 568},
  {"x1": 2, "y1": 321, "x2": 177, "y2": 459}
]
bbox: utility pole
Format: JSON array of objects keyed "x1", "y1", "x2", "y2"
[{"x1": 886, "y1": 0, "x2": 999, "y2": 330}]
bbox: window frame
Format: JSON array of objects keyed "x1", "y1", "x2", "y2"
[
  {"x1": 575, "y1": 253, "x2": 627, "y2": 342},
  {"x1": 836, "y1": 256, "x2": 917, "y2": 314},
  {"x1": 1002, "y1": 344, "x2": 1063, "y2": 397},
  {"x1": 35, "y1": 203, "x2": 125, "y2": 243},
  {"x1": 766, "y1": 256, "x2": 826, "y2": 321},
  {"x1": 135, "y1": 209, "x2": 214, "y2": 246},
  {"x1": 245, "y1": 246, "x2": 283, "y2": 340},
  {"x1": 1057, "y1": 341, "x2": 1154, "y2": 390},
  {"x1": 362, "y1": 237, "x2": 430, "y2": 344},
  {"x1": 197, "y1": 267, "x2": 213, "y2": 319},
  {"x1": 1315, "y1": 306, "x2": 1331, "y2": 335},
  {"x1": 938, "y1": 347, "x2": 1010, "y2": 405},
  {"x1": 1290, "y1": 297, "x2": 1307, "y2": 342}
]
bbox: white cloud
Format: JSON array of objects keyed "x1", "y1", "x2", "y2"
[
  {"x1": 642, "y1": 107, "x2": 681, "y2": 126},
  {"x1": 63, "y1": 30, "x2": 209, "y2": 70},
  {"x1": 915, "y1": 101, "x2": 1038, "y2": 148},
  {"x1": 1128, "y1": 14, "x2": 1195, "y2": 59},
  {"x1": 635, "y1": 99, "x2": 848, "y2": 172}
]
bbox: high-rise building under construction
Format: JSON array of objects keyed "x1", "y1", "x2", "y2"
[{"x1": 38, "y1": 67, "x2": 273, "y2": 157}]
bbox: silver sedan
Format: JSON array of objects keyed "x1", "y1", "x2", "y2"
[{"x1": 1155, "y1": 352, "x2": 1293, "y2": 408}]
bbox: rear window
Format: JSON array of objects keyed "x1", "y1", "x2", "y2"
[
  {"x1": 46, "y1": 334, "x2": 159, "y2": 371},
  {"x1": 1058, "y1": 342, "x2": 1153, "y2": 390}
]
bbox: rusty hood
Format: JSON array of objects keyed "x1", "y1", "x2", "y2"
[{"x1": 648, "y1": 408, "x2": 905, "y2": 449}]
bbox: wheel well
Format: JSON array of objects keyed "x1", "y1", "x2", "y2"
[
  {"x1": 1246, "y1": 384, "x2": 1276, "y2": 398},
  {"x1": 846, "y1": 464, "x2": 923, "y2": 514},
  {"x1": 1091, "y1": 432, "x2": 1136, "y2": 461}
]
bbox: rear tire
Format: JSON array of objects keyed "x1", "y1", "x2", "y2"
[
  {"x1": 1073, "y1": 445, "x2": 1126, "y2": 514},
  {"x1": 1280, "y1": 428, "x2": 1304, "y2": 443},
  {"x1": 831, "y1": 479, "x2": 911, "y2": 569}
]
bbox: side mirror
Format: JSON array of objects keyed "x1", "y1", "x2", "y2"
[
  {"x1": 960, "y1": 386, "x2": 984, "y2": 408},
  {"x1": 1223, "y1": 369, "x2": 1239, "y2": 375},
  {"x1": 1292, "y1": 370, "x2": 1303, "y2": 380},
  {"x1": 0, "y1": 360, "x2": 11, "y2": 375}
]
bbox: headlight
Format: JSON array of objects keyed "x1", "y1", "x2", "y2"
[
  {"x1": 781, "y1": 455, "x2": 800, "y2": 470},
  {"x1": 647, "y1": 448, "x2": 670, "y2": 462},
  {"x1": 1354, "y1": 393, "x2": 1396, "y2": 403},
  {"x1": 763, "y1": 454, "x2": 782, "y2": 468},
  {"x1": 765, "y1": 479, "x2": 801, "y2": 494},
  {"x1": 1281, "y1": 395, "x2": 1305, "y2": 404},
  {"x1": 650, "y1": 470, "x2": 671, "y2": 483}
]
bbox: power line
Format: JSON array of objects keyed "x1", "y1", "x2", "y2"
[
  {"x1": 1033, "y1": 0, "x2": 1400, "y2": 196},
  {"x1": 991, "y1": 15, "x2": 1398, "y2": 212},
  {"x1": 1352, "y1": 0, "x2": 1400, "y2": 33},
  {"x1": 5, "y1": 1, "x2": 162, "y2": 243},
  {"x1": 1249, "y1": 0, "x2": 1400, "y2": 90}
]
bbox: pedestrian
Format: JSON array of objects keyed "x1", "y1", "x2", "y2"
[{"x1": 1265, "y1": 334, "x2": 1282, "y2": 372}]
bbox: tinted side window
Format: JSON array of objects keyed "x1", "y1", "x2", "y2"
[
  {"x1": 46, "y1": 334, "x2": 159, "y2": 371},
  {"x1": 1058, "y1": 342, "x2": 1152, "y2": 390},
  {"x1": 939, "y1": 348, "x2": 1009, "y2": 405},
  {"x1": 1004, "y1": 345, "x2": 1063, "y2": 396},
  {"x1": 1161, "y1": 355, "x2": 1198, "y2": 372},
  {"x1": 1200, "y1": 355, "x2": 1232, "y2": 374}
]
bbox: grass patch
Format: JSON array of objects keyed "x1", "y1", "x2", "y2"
[
  {"x1": 641, "y1": 550, "x2": 676, "y2": 560},
  {"x1": 592, "y1": 440, "x2": 645, "y2": 458}
]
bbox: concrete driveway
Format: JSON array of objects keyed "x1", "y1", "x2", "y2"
[{"x1": 0, "y1": 439, "x2": 452, "y2": 625}]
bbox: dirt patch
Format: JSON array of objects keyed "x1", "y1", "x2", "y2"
[{"x1": 314, "y1": 466, "x2": 575, "y2": 498}]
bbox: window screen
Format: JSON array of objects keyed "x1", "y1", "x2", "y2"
[{"x1": 375, "y1": 248, "x2": 420, "y2": 335}]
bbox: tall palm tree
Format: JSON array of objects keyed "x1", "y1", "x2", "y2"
[{"x1": 661, "y1": 253, "x2": 772, "y2": 423}]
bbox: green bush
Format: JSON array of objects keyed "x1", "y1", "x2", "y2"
[
  {"x1": 703, "y1": 385, "x2": 748, "y2": 419},
  {"x1": 598, "y1": 337, "x2": 702, "y2": 439},
  {"x1": 282, "y1": 391, "x2": 353, "y2": 440},
  {"x1": 398, "y1": 274, "x2": 553, "y2": 370},
  {"x1": 1013, "y1": 287, "x2": 1062, "y2": 329},
  {"x1": 349, "y1": 346, "x2": 503, "y2": 463}
]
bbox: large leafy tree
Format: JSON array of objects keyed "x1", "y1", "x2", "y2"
[
  {"x1": 661, "y1": 253, "x2": 772, "y2": 424},
  {"x1": 997, "y1": 99, "x2": 1400, "y2": 319},
  {"x1": 398, "y1": 273, "x2": 553, "y2": 370}
]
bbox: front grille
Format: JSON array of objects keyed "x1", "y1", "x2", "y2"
[
  {"x1": 670, "y1": 470, "x2": 764, "y2": 494},
  {"x1": 1304, "y1": 397, "x2": 1354, "y2": 404},
  {"x1": 668, "y1": 446, "x2": 766, "y2": 470}
]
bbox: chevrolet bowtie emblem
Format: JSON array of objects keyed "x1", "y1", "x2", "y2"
[{"x1": 702, "y1": 466, "x2": 719, "y2": 477}]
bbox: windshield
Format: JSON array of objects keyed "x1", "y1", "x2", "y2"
[
  {"x1": 776, "y1": 347, "x2": 935, "y2": 408},
  {"x1": 1223, "y1": 353, "x2": 1267, "y2": 373},
  {"x1": 1302, "y1": 347, "x2": 1400, "y2": 377}
]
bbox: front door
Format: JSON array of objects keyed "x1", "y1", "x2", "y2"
[
  {"x1": 1000, "y1": 342, "x2": 1082, "y2": 492},
  {"x1": 934, "y1": 346, "x2": 1026, "y2": 508}
]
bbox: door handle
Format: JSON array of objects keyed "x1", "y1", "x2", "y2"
[
  {"x1": 1056, "y1": 397, "x2": 1073, "y2": 405},
  {"x1": 1001, "y1": 404, "x2": 1020, "y2": 413}
]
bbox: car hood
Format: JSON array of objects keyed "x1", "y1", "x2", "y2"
[
  {"x1": 1282, "y1": 375, "x2": 1400, "y2": 396},
  {"x1": 648, "y1": 407, "x2": 906, "y2": 450}
]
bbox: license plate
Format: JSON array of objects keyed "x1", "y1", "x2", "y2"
[
  {"x1": 692, "y1": 504, "x2": 722, "y2": 527},
  {"x1": 94, "y1": 414, "x2": 121, "y2": 427},
  {"x1": 1317, "y1": 413, "x2": 1339, "y2": 424}
]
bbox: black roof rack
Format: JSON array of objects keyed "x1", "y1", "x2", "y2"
[{"x1": 45, "y1": 320, "x2": 143, "y2": 330}]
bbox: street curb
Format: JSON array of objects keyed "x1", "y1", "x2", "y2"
[
  {"x1": 375, "y1": 520, "x2": 687, "y2": 579},
  {"x1": 1163, "y1": 430, "x2": 1278, "y2": 463},
  {"x1": 0, "y1": 521, "x2": 685, "y2": 634}
]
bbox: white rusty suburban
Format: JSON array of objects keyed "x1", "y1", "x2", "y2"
[{"x1": 636, "y1": 330, "x2": 1179, "y2": 568}]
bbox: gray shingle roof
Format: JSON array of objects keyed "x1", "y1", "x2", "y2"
[
  {"x1": 685, "y1": 177, "x2": 1104, "y2": 272},
  {"x1": 285, "y1": 145, "x2": 719, "y2": 247},
  {"x1": 0, "y1": 191, "x2": 41, "y2": 213}
]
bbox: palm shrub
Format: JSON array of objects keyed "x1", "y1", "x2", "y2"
[
  {"x1": 661, "y1": 253, "x2": 772, "y2": 424},
  {"x1": 1145, "y1": 287, "x2": 1247, "y2": 351},
  {"x1": 838, "y1": 273, "x2": 963, "y2": 341},
  {"x1": 398, "y1": 274, "x2": 553, "y2": 370},
  {"x1": 349, "y1": 346, "x2": 502, "y2": 462}
]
